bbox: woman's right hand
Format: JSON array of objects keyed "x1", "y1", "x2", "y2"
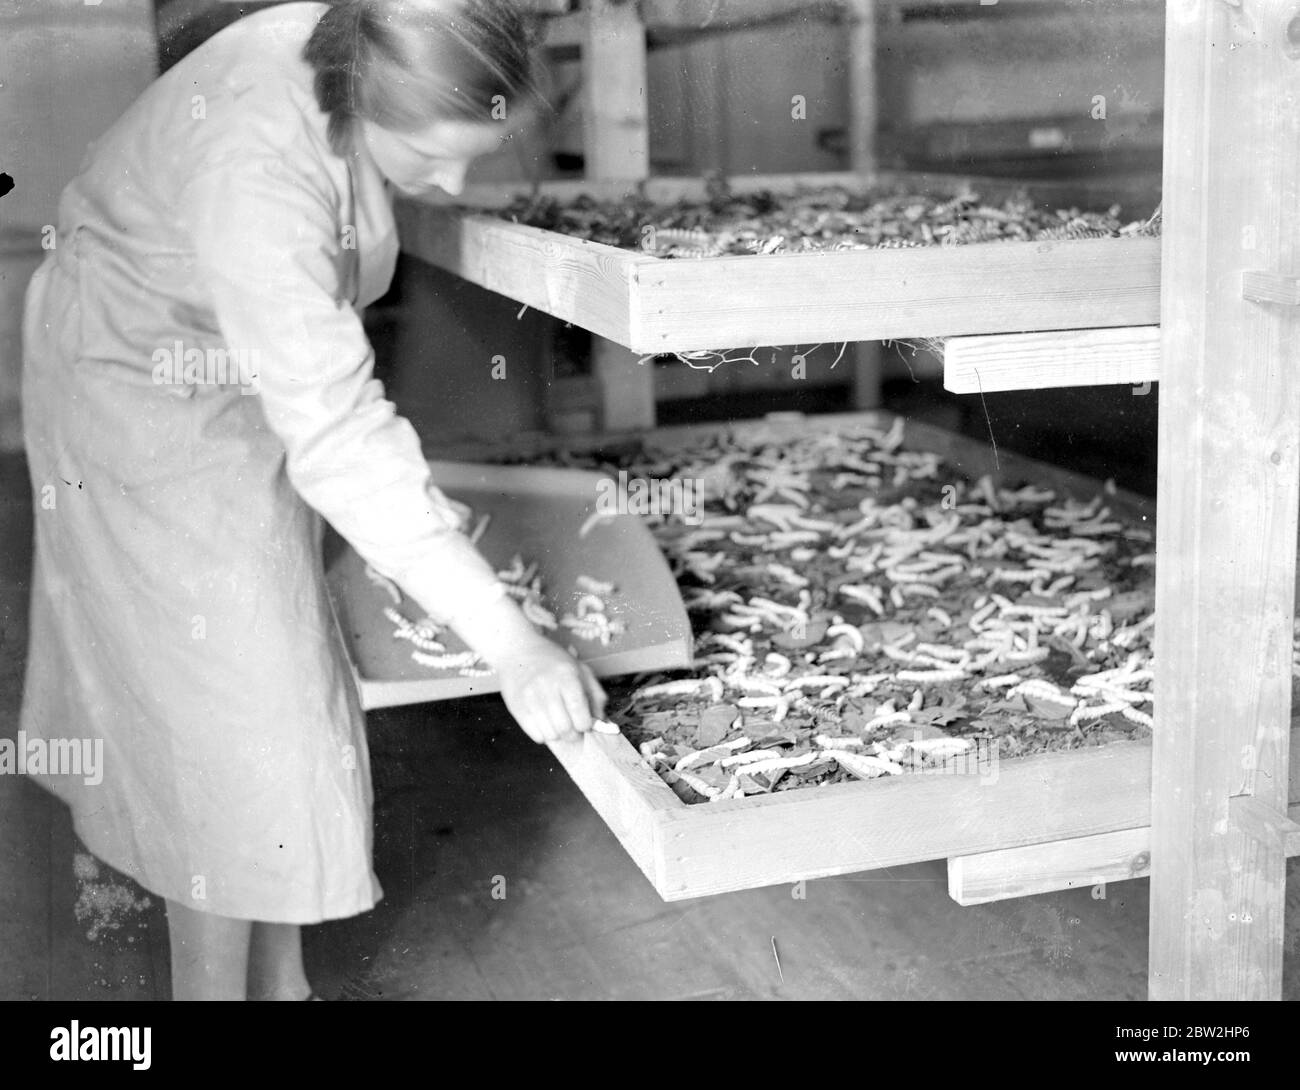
[{"x1": 494, "y1": 635, "x2": 607, "y2": 744}]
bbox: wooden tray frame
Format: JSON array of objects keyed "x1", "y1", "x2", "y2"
[
  {"x1": 421, "y1": 411, "x2": 1300, "y2": 903},
  {"x1": 396, "y1": 171, "x2": 1161, "y2": 355}
]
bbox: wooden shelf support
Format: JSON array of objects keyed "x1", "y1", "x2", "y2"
[
  {"x1": 1149, "y1": 0, "x2": 1300, "y2": 1001},
  {"x1": 943, "y1": 326, "x2": 1161, "y2": 394}
]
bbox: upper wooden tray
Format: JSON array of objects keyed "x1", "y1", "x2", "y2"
[{"x1": 396, "y1": 171, "x2": 1161, "y2": 355}]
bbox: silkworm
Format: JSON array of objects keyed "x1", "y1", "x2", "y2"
[
  {"x1": 783, "y1": 675, "x2": 849, "y2": 693},
  {"x1": 814, "y1": 734, "x2": 864, "y2": 748},
  {"x1": 712, "y1": 775, "x2": 744, "y2": 802},
  {"x1": 763, "y1": 653, "x2": 793, "y2": 677},
  {"x1": 720, "y1": 749, "x2": 783, "y2": 768},
  {"x1": 977, "y1": 673, "x2": 1021, "y2": 689},
  {"x1": 1069, "y1": 701, "x2": 1129, "y2": 725},
  {"x1": 840, "y1": 585, "x2": 884, "y2": 614},
  {"x1": 767, "y1": 563, "x2": 810, "y2": 587},
  {"x1": 521, "y1": 597, "x2": 558, "y2": 631},
  {"x1": 906, "y1": 737, "x2": 974, "y2": 759},
  {"x1": 824, "y1": 750, "x2": 905, "y2": 779},
  {"x1": 575, "y1": 575, "x2": 616, "y2": 595},
  {"x1": 578, "y1": 509, "x2": 618, "y2": 538},
  {"x1": 926, "y1": 607, "x2": 953, "y2": 629},
  {"x1": 636, "y1": 677, "x2": 725, "y2": 701},
  {"x1": 1010, "y1": 679, "x2": 1075, "y2": 705},
  {"x1": 864, "y1": 710, "x2": 913, "y2": 730},
  {"x1": 913, "y1": 643, "x2": 966, "y2": 662},
  {"x1": 825, "y1": 623, "x2": 865, "y2": 652},
  {"x1": 997, "y1": 647, "x2": 1051, "y2": 666},
  {"x1": 732, "y1": 678, "x2": 785, "y2": 697},
  {"x1": 412, "y1": 650, "x2": 482, "y2": 670},
  {"x1": 676, "y1": 770, "x2": 722, "y2": 799},
  {"x1": 1120, "y1": 706, "x2": 1154, "y2": 728},
  {"x1": 735, "y1": 752, "x2": 817, "y2": 778},
  {"x1": 897, "y1": 668, "x2": 967, "y2": 683},
  {"x1": 591, "y1": 719, "x2": 621, "y2": 735}
]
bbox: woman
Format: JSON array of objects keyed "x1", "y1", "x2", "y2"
[{"x1": 21, "y1": 0, "x2": 604, "y2": 1000}]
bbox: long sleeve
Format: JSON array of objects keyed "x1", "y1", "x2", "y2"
[{"x1": 184, "y1": 153, "x2": 505, "y2": 626}]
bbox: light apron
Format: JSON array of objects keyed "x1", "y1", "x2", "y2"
[{"x1": 19, "y1": 147, "x2": 400, "y2": 925}]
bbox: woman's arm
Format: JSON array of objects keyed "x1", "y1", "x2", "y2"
[{"x1": 185, "y1": 153, "x2": 602, "y2": 738}]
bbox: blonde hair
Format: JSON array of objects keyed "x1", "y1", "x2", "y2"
[{"x1": 303, "y1": 0, "x2": 538, "y2": 155}]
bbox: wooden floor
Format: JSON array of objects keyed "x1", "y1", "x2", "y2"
[{"x1": 1, "y1": 424, "x2": 1296, "y2": 1001}]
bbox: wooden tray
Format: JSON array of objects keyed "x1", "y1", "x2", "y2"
[
  {"x1": 423, "y1": 415, "x2": 1298, "y2": 903},
  {"x1": 326, "y1": 461, "x2": 693, "y2": 709},
  {"x1": 396, "y1": 171, "x2": 1161, "y2": 355}
]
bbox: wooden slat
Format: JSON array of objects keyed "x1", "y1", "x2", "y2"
[
  {"x1": 948, "y1": 826, "x2": 1152, "y2": 907},
  {"x1": 1150, "y1": 0, "x2": 1300, "y2": 1001},
  {"x1": 545, "y1": 731, "x2": 677, "y2": 891},
  {"x1": 399, "y1": 200, "x2": 1160, "y2": 354},
  {"x1": 1242, "y1": 270, "x2": 1300, "y2": 307},
  {"x1": 948, "y1": 729, "x2": 1300, "y2": 906},
  {"x1": 395, "y1": 201, "x2": 636, "y2": 347},
  {"x1": 650, "y1": 742, "x2": 1153, "y2": 901},
  {"x1": 943, "y1": 326, "x2": 1160, "y2": 394},
  {"x1": 950, "y1": 804, "x2": 1300, "y2": 908},
  {"x1": 633, "y1": 238, "x2": 1159, "y2": 354}
]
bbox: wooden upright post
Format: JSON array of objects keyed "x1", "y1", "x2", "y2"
[
  {"x1": 1150, "y1": 0, "x2": 1300, "y2": 1000},
  {"x1": 846, "y1": 0, "x2": 881, "y2": 409},
  {"x1": 582, "y1": 0, "x2": 650, "y2": 181},
  {"x1": 582, "y1": 0, "x2": 655, "y2": 431}
]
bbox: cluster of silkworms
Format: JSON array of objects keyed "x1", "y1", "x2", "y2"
[
  {"x1": 499, "y1": 182, "x2": 1160, "y2": 258},
  {"x1": 560, "y1": 575, "x2": 625, "y2": 646},
  {"x1": 561, "y1": 418, "x2": 1178, "y2": 802},
  {"x1": 371, "y1": 547, "x2": 625, "y2": 679}
]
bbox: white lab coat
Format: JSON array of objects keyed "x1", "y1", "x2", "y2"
[{"x1": 20, "y1": 2, "x2": 504, "y2": 922}]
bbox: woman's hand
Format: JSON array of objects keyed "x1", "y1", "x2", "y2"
[{"x1": 495, "y1": 635, "x2": 607, "y2": 744}]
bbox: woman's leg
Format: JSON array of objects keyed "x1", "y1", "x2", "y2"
[
  {"x1": 247, "y1": 922, "x2": 312, "y2": 1001},
  {"x1": 165, "y1": 899, "x2": 253, "y2": 1001}
]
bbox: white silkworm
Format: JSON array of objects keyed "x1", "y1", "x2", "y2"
[
  {"x1": 735, "y1": 752, "x2": 817, "y2": 778},
  {"x1": 720, "y1": 749, "x2": 784, "y2": 768},
  {"x1": 763, "y1": 653, "x2": 793, "y2": 677},
  {"x1": 897, "y1": 668, "x2": 966, "y2": 683},
  {"x1": 575, "y1": 575, "x2": 616, "y2": 595},
  {"x1": 783, "y1": 675, "x2": 849, "y2": 692},
  {"x1": 412, "y1": 650, "x2": 482, "y2": 670},
  {"x1": 824, "y1": 750, "x2": 905, "y2": 779},
  {"x1": 521, "y1": 597, "x2": 558, "y2": 631},
  {"x1": 822, "y1": 622, "x2": 864, "y2": 651},
  {"x1": 636, "y1": 677, "x2": 725, "y2": 701},
  {"x1": 814, "y1": 734, "x2": 864, "y2": 748}
]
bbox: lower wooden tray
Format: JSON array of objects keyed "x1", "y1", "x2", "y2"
[
  {"x1": 414, "y1": 413, "x2": 1292, "y2": 903},
  {"x1": 326, "y1": 461, "x2": 693, "y2": 709},
  {"x1": 549, "y1": 726, "x2": 1300, "y2": 903}
]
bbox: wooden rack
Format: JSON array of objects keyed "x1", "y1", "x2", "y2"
[{"x1": 393, "y1": 0, "x2": 1300, "y2": 1000}]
